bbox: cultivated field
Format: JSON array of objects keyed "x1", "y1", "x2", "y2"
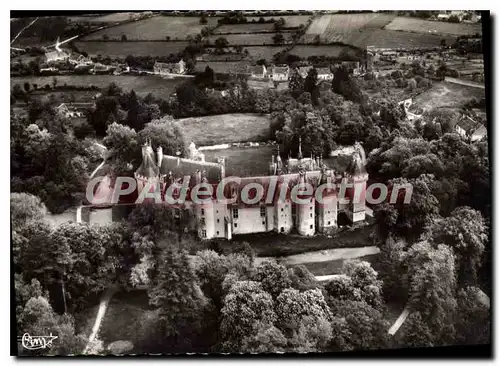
[
  {"x1": 207, "y1": 32, "x2": 293, "y2": 46},
  {"x1": 385, "y1": 16, "x2": 482, "y2": 37},
  {"x1": 412, "y1": 81, "x2": 485, "y2": 111},
  {"x1": 75, "y1": 41, "x2": 189, "y2": 57},
  {"x1": 214, "y1": 23, "x2": 277, "y2": 33},
  {"x1": 11, "y1": 75, "x2": 183, "y2": 98},
  {"x1": 203, "y1": 145, "x2": 274, "y2": 177},
  {"x1": 289, "y1": 45, "x2": 358, "y2": 58},
  {"x1": 245, "y1": 46, "x2": 286, "y2": 60},
  {"x1": 175, "y1": 113, "x2": 271, "y2": 146},
  {"x1": 347, "y1": 29, "x2": 453, "y2": 49},
  {"x1": 245, "y1": 15, "x2": 312, "y2": 28},
  {"x1": 303, "y1": 13, "x2": 396, "y2": 43},
  {"x1": 81, "y1": 15, "x2": 220, "y2": 41},
  {"x1": 194, "y1": 61, "x2": 252, "y2": 74}
]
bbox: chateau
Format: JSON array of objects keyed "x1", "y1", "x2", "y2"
[{"x1": 130, "y1": 140, "x2": 369, "y2": 240}]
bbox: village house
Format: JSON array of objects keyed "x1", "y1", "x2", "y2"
[
  {"x1": 248, "y1": 65, "x2": 267, "y2": 79},
  {"x1": 153, "y1": 60, "x2": 186, "y2": 75},
  {"x1": 298, "y1": 66, "x2": 313, "y2": 78},
  {"x1": 454, "y1": 114, "x2": 487, "y2": 141},
  {"x1": 316, "y1": 67, "x2": 334, "y2": 81},
  {"x1": 45, "y1": 50, "x2": 70, "y2": 64},
  {"x1": 56, "y1": 103, "x2": 84, "y2": 118},
  {"x1": 269, "y1": 65, "x2": 290, "y2": 81}
]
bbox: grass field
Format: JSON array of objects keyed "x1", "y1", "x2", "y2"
[
  {"x1": 412, "y1": 81, "x2": 485, "y2": 111},
  {"x1": 244, "y1": 46, "x2": 286, "y2": 60},
  {"x1": 214, "y1": 23, "x2": 276, "y2": 34},
  {"x1": 203, "y1": 145, "x2": 274, "y2": 177},
  {"x1": 75, "y1": 41, "x2": 189, "y2": 57},
  {"x1": 82, "y1": 15, "x2": 220, "y2": 41},
  {"x1": 385, "y1": 16, "x2": 482, "y2": 36},
  {"x1": 194, "y1": 61, "x2": 252, "y2": 74},
  {"x1": 245, "y1": 15, "x2": 312, "y2": 28},
  {"x1": 68, "y1": 12, "x2": 143, "y2": 23},
  {"x1": 175, "y1": 113, "x2": 271, "y2": 146},
  {"x1": 299, "y1": 253, "x2": 379, "y2": 276},
  {"x1": 303, "y1": 13, "x2": 397, "y2": 43},
  {"x1": 289, "y1": 44, "x2": 358, "y2": 58},
  {"x1": 11, "y1": 75, "x2": 183, "y2": 98},
  {"x1": 348, "y1": 29, "x2": 453, "y2": 49},
  {"x1": 207, "y1": 32, "x2": 293, "y2": 46}
]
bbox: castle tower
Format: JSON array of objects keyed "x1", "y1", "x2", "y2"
[
  {"x1": 295, "y1": 168, "x2": 315, "y2": 236},
  {"x1": 316, "y1": 166, "x2": 338, "y2": 235},
  {"x1": 195, "y1": 170, "x2": 216, "y2": 240},
  {"x1": 345, "y1": 143, "x2": 368, "y2": 223},
  {"x1": 134, "y1": 140, "x2": 161, "y2": 201},
  {"x1": 274, "y1": 177, "x2": 292, "y2": 234},
  {"x1": 298, "y1": 136, "x2": 303, "y2": 160}
]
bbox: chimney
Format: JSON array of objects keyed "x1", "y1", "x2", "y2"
[{"x1": 156, "y1": 146, "x2": 163, "y2": 167}]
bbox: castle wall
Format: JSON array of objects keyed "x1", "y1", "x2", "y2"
[
  {"x1": 266, "y1": 205, "x2": 275, "y2": 232},
  {"x1": 231, "y1": 206, "x2": 269, "y2": 235},
  {"x1": 317, "y1": 195, "x2": 338, "y2": 235},
  {"x1": 89, "y1": 207, "x2": 113, "y2": 225},
  {"x1": 196, "y1": 202, "x2": 215, "y2": 240},
  {"x1": 213, "y1": 202, "x2": 228, "y2": 238}
]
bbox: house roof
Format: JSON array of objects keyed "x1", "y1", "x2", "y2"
[
  {"x1": 298, "y1": 66, "x2": 312, "y2": 74},
  {"x1": 316, "y1": 67, "x2": 332, "y2": 75},
  {"x1": 456, "y1": 115, "x2": 481, "y2": 132},
  {"x1": 472, "y1": 125, "x2": 487, "y2": 138},
  {"x1": 46, "y1": 50, "x2": 69, "y2": 60},
  {"x1": 248, "y1": 65, "x2": 265, "y2": 74},
  {"x1": 271, "y1": 66, "x2": 289, "y2": 74},
  {"x1": 159, "y1": 155, "x2": 222, "y2": 183}
]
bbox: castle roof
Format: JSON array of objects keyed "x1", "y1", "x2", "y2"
[
  {"x1": 346, "y1": 154, "x2": 367, "y2": 176},
  {"x1": 159, "y1": 155, "x2": 222, "y2": 183}
]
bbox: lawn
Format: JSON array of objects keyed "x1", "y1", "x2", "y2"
[
  {"x1": 207, "y1": 33, "x2": 293, "y2": 46},
  {"x1": 194, "y1": 61, "x2": 252, "y2": 74},
  {"x1": 175, "y1": 113, "x2": 271, "y2": 146},
  {"x1": 11, "y1": 75, "x2": 183, "y2": 98},
  {"x1": 298, "y1": 253, "x2": 380, "y2": 276},
  {"x1": 412, "y1": 81, "x2": 485, "y2": 111},
  {"x1": 202, "y1": 145, "x2": 274, "y2": 177},
  {"x1": 289, "y1": 45, "x2": 358, "y2": 58},
  {"x1": 385, "y1": 16, "x2": 482, "y2": 37},
  {"x1": 347, "y1": 29, "x2": 454, "y2": 49},
  {"x1": 81, "y1": 15, "x2": 221, "y2": 41},
  {"x1": 75, "y1": 41, "x2": 189, "y2": 57}
]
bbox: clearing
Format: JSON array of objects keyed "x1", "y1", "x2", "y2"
[
  {"x1": 385, "y1": 16, "x2": 482, "y2": 37},
  {"x1": 175, "y1": 113, "x2": 271, "y2": 146},
  {"x1": 11, "y1": 75, "x2": 183, "y2": 98},
  {"x1": 244, "y1": 46, "x2": 286, "y2": 61},
  {"x1": 412, "y1": 81, "x2": 485, "y2": 111},
  {"x1": 194, "y1": 60, "x2": 252, "y2": 74},
  {"x1": 81, "y1": 15, "x2": 221, "y2": 41},
  {"x1": 75, "y1": 41, "x2": 189, "y2": 57},
  {"x1": 207, "y1": 33, "x2": 293, "y2": 46}
]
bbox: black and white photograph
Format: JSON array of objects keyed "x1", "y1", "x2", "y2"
[{"x1": 9, "y1": 8, "x2": 492, "y2": 357}]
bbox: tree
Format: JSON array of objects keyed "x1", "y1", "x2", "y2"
[
  {"x1": 303, "y1": 67, "x2": 319, "y2": 105},
  {"x1": 121, "y1": 34, "x2": 127, "y2": 41},
  {"x1": 425, "y1": 206, "x2": 487, "y2": 286},
  {"x1": 220, "y1": 281, "x2": 276, "y2": 350},
  {"x1": 10, "y1": 193, "x2": 47, "y2": 231},
  {"x1": 313, "y1": 35, "x2": 321, "y2": 45},
  {"x1": 138, "y1": 117, "x2": 187, "y2": 157},
  {"x1": 288, "y1": 68, "x2": 304, "y2": 98},
  {"x1": 332, "y1": 66, "x2": 363, "y2": 103},
  {"x1": 200, "y1": 15, "x2": 208, "y2": 24},
  {"x1": 454, "y1": 286, "x2": 490, "y2": 345},
  {"x1": 400, "y1": 311, "x2": 435, "y2": 348},
  {"x1": 103, "y1": 122, "x2": 140, "y2": 176},
  {"x1": 23, "y1": 82, "x2": 30, "y2": 93},
  {"x1": 254, "y1": 261, "x2": 291, "y2": 298},
  {"x1": 272, "y1": 32, "x2": 285, "y2": 45},
  {"x1": 240, "y1": 322, "x2": 287, "y2": 353},
  {"x1": 214, "y1": 37, "x2": 229, "y2": 53},
  {"x1": 148, "y1": 247, "x2": 208, "y2": 351},
  {"x1": 254, "y1": 91, "x2": 271, "y2": 114}
]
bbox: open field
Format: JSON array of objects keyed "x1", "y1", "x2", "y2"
[
  {"x1": 242, "y1": 46, "x2": 286, "y2": 60},
  {"x1": 175, "y1": 113, "x2": 271, "y2": 146},
  {"x1": 11, "y1": 75, "x2": 183, "y2": 98},
  {"x1": 75, "y1": 41, "x2": 188, "y2": 57},
  {"x1": 207, "y1": 33, "x2": 293, "y2": 46},
  {"x1": 68, "y1": 12, "x2": 144, "y2": 23},
  {"x1": 347, "y1": 29, "x2": 453, "y2": 49},
  {"x1": 203, "y1": 145, "x2": 274, "y2": 177},
  {"x1": 214, "y1": 23, "x2": 276, "y2": 33},
  {"x1": 298, "y1": 253, "x2": 380, "y2": 276},
  {"x1": 245, "y1": 15, "x2": 312, "y2": 28},
  {"x1": 81, "y1": 15, "x2": 220, "y2": 41},
  {"x1": 412, "y1": 81, "x2": 485, "y2": 111},
  {"x1": 303, "y1": 13, "x2": 396, "y2": 43},
  {"x1": 289, "y1": 44, "x2": 358, "y2": 58},
  {"x1": 385, "y1": 16, "x2": 482, "y2": 36},
  {"x1": 194, "y1": 61, "x2": 252, "y2": 74}
]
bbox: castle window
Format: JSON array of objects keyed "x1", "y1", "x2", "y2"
[
  {"x1": 262, "y1": 221, "x2": 265, "y2": 226},
  {"x1": 310, "y1": 206, "x2": 312, "y2": 210},
  {"x1": 234, "y1": 223, "x2": 238, "y2": 228},
  {"x1": 233, "y1": 209, "x2": 239, "y2": 219},
  {"x1": 310, "y1": 213, "x2": 313, "y2": 218},
  {"x1": 201, "y1": 208, "x2": 205, "y2": 215},
  {"x1": 260, "y1": 206, "x2": 266, "y2": 217},
  {"x1": 310, "y1": 225, "x2": 313, "y2": 229},
  {"x1": 281, "y1": 208, "x2": 284, "y2": 212},
  {"x1": 201, "y1": 230, "x2": 206, "y2": 238},
  {"x1": 328, "y1": 221, "x2": 331, "y2": 225},
  {"x1": 280, "y1": 227, "x2": 284, "y2": 233},
  {"x1": 200, "y1": 218, "x2": 205, "y2": 225},
  {"x1": 216, "y1": 231, "x2": 219, "y2": 235},
  {"x1": 217, "y1": 219, "x2": 220, "y2": 223}
]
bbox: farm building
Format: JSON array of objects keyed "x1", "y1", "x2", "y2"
[
  {"x1": 56, "y1": 103, "x2": 84, "y2": 118},
  {"x1": 454, "y1": 114, "x2": 487, "y2": 141},
  {"x1": 269, "y1": 65, "x2": 290, "y2": 81},
  {"x1": 248, "y1": 65, "x2": 267, "y2": 79},
  {"x1": 153, "y1": 60, "x2": 186, "y2": 75},
  {"x1": 45, "y1": 50, "x2": 70, "y2": 64}
]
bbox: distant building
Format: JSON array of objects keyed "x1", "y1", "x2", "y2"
[
  {"x1": 56, "y1": 103, "x2": 84, "y2": 118},
  {"x1": 248, "y1": 65, "x2": 267, "y2": 79},
  {"x1": 316, "y1": 67, "x2": 333, "y2": 81},
  {"x1": 339, "y1": 61, "x2": 361, "y2": 75},
  {"x1": 45, "y1": 50, "x2": 70, "y2": 64},
  {"x1": 455, "y1": 114, "x2": 487, "y2": 141},
  {"x1": 269, "y1": 65, "x2": 289, "y2": 81},
  {"x1": 153, "y1": 60, "x2": 186, "y2": 75},
  {"x1": 298, "y1": 66, "x2": 313, "y2": 78}
]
